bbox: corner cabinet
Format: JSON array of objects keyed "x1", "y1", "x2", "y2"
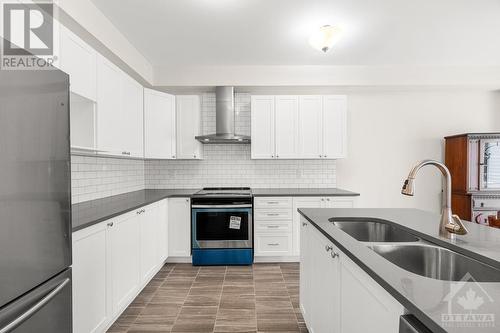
[
  {"x1": 300, "y1": 216, "x2": 404, "y2": 333},
  {"x1": 144, "y1": 89, "x2": 177, "y2": 159},
  {"x1": 251, "y1": 95, "x2": 347, "y2": 159},
  {"x1": 176, "y1": 96, "x2": 203, "y2": 160}
]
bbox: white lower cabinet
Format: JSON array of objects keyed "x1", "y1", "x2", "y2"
[
  {"x1": 108, "y1": 210, "x2": 141, "y2": 314},
  {"x1": 292, "y1": 197, "x2": 356, "y2": 256},
  {"x1": 73, "y1": 199, "x2": 169, "y2": 333},
  {"x1": 340, "y1": 255, "x2": 403, "y2": 333},
  {"x1": 168, "y1": 197, "x2": 191, "y2": 258},
  {"x1": 254, "y1": 197, "x2": 294, "y2": 258},
  {"x1": 158, "y1": 199, "x2": 169, "y2": 262},
  {"x1": 139, "y1": 203, "x2": 160, "y2": 284},
  {"x1": 72, "y1": 223, "x2": 108, "y2": 333},
  {"x1": 300, "y1": 215, "x2": 404, "y2": 333}
]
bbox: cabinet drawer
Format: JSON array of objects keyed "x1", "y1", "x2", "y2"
[
  {"x1": 255, "y1": 234, "x2": 292, "y2": 256},
  {"x1": 254, "y1": 197, "x2": 292, "y2": 209},
  {"x1": 255, "y1": 221, "x2": 292, "y2": 233},
  {"x1": 255, "y1": 209, "x2": 292, "y2": 220}
]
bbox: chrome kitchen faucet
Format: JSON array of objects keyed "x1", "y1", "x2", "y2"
[{"x1": 402, "y1": 159, "x2": 468, "y2": 238}]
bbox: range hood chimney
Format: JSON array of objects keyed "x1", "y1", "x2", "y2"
[{"x1": 195, "y1": 86, "x2": 251, "y2": 144}]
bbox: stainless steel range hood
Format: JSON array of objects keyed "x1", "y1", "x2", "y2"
[{"x1": 195, "y1": 86, "x2": 251, "y2": 144}]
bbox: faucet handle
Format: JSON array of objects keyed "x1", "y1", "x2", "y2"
[{"x1": 445, "y1": 214, "x2": 469, "y2": 235}]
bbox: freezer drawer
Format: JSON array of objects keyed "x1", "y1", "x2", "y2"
[{"x1": 0, "y1": 269, "x2": 72, "y2": 333}]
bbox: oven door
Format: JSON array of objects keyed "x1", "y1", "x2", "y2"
[
  {"x1": 191, "y1": 206, "x2": 252, "y2": 249},
  {"x1": 479, "y1": 139, "x2": 500, "y2": 190}
]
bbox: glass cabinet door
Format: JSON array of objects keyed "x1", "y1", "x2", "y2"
[{"x1": 480, "y1": 139, "x2": 500, "y2": 190}]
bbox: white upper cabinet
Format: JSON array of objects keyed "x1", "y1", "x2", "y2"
[
  {"x1": 251, "y1": 95, "x2": 347, "y2": 159},
  {"x1": 251, "y1": 96, "x2": 275, "y2": 159},
  {"x1": 322, "y1": 95, "x2": 347, "y2": 159},
  {"x1": 120, "y1": 74, "x2": 144, "y2": 158},
  {"x1": 176, "y1": 95, "x2": 203, "y2": 159},
  {"x1": 275, "y1": 96, "x2": 299, "y2": 159},
  {"x1": 59, "y1": 25, "x2": 97, "y2": 101},
  {"x1": 298, "y1": 96, "x2": 323, "y2": 159},
  {"x1": 144, "y1": 89, "x2": 176, "y2": 159},
  {"x1": 96, "y1": 55, "x2": 123, "y2": 154},
  {"x1": 96, "y1": 54, "x2": 144, "y2": 158}
]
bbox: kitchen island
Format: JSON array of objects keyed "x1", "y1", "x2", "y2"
[{"x1": 298, "y1": 208, "x2": 500, "y2": 333}]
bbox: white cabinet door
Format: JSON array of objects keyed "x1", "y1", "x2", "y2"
[
  {"x1": 140, "y1": 204, "x2": 160, "y2": 283},
  {"x1": 108, "y1": 210, "x2": 141, "y2": 315},
  {"x1": 59, "y1": 26, "x2": 96, "y2": 101},
  {"x1": 292, "y1": 197, "x2": 322, "y2": 256},
  {"x1": 309, "y1": 227, "x2": 341, "y2": 333},
  {"x1": 72, "y1": 223, "x2": 108, "y2": 333},
  {"x1": 274, "y1": 96, "x2": 299, "y2": 159},
  {"x1": 326, "y1": 197, "x2": 355, "y2": 208},
  {"x1": 144, "y1": 89, "x2": 176, "y2": 159},
  {"x1": 176, "y1": 95, "x2": 202, "y2": 159},
  {"x1": 299, "y1": 217, "x2": 312, "y2": 326},
  {"x1": 121, "y1": 75, "x2": 144, "y2": 158},
  {"x1": 158, "y1": 199, "x2": 169, "y2": 262},
  {"x1": 298, "y1": 96, "x2": 323, "y2": 159},
  {"x1": 322, "y1": 95, "x2": 347, "y2": 159},
  {"x1": 168, "y1": 198, "x2": 191, "y2": 257},
  {"x1": 251, "y1": 96, "x2": 275, "y2": 159},
  {"x1": 96, "y1": 55, "x2": 122, "y2": 154},
  {"x1": 340, "y1": 255, "x2": 404, "y2": 333}
]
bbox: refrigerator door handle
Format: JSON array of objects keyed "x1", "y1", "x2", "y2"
[{"x1": 0, "y1": 278, "x2": 70, "y2": 333}]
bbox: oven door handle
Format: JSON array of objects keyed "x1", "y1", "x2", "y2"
[{"x1": 191, "y1": 204, "x2": 253, "y2": 209}]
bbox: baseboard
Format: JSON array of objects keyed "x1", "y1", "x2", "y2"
[
  {"x1": 166, "y1": 256, "x2": 299, "y2": 264},
  {"x1": 254, "y1": 256, "x2": 300, "y2": 263}
]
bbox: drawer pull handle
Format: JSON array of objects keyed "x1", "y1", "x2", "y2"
[
  {"x1": 325, "y1": 245, "x2": 333, "y2": 252},
  {"x1": 267, "y1": 213, "x2": 279, "y2": 216},
  {"x1": 107, "y1": 222, "x2": 113, "y2": 227},
  {"x1": 267, "y1": 243, "x2": 280, "y2": 246},
  {"x1": 267, "y1": 225, "x2": 280, "y2": 228},
  {"x1": 267, "y1": 201, "x2": 279, "y2": 204}
]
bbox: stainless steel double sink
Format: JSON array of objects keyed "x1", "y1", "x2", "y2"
[{"x1": 329, "y1": 218, "x2": 500, "y2": 282}]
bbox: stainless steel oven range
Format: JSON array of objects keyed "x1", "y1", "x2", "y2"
[{"x1": 191, "y1": 187, "x2": 253, "y2": 265}]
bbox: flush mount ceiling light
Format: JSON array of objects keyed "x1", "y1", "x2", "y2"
[{"x1": 309, "y1": 25, "x2": 342, "y2": 53}]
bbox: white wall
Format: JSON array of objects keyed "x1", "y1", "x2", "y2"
[
  {"x1": 336, "y1": 90, "x2": 500, "y2": 213},
  {"x1": 57, "y1": 0, "x2": 153, "y2": 83}
]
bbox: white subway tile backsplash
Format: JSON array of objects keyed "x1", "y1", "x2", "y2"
[{"x1": 71, "y1": 155, "x2": 145, "y2": 204}]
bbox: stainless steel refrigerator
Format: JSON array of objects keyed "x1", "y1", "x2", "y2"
[{"x1": 0, "y1": 68, "x2": 72, "y2": 332}]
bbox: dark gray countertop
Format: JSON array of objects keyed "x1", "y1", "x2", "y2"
[
  {"x1": 252, "y1": 188, "x2": 359, "y2": 197},
  {"x1": 72, "y1": 189, "x2": 198, "y2": 232},
  {"x1": 298, "y1": 208, "x2": 500, "y2": 333},
  {"x1": 72, "y1": 187, "x2": 358, "y2": 232}
]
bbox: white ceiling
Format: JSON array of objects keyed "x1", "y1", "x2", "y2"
[{"x1": 90, "y1": 0, "x2": 500, "y2": 68}]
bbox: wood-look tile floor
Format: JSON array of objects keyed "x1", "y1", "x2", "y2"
[{"x1": 107, "y1": 263, "x2": 308, "y2": 333}]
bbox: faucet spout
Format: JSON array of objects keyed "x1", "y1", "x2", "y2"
[{"x1": 402, "y1": 159, "x2": 468, "y2": 238}]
